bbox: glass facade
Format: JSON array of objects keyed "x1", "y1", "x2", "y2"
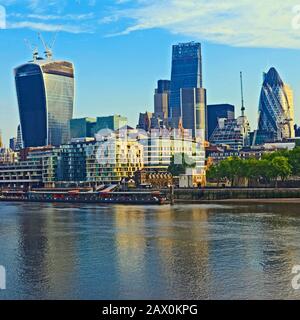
[
  {"x1": 141, "y1": 136, "x2": 205, "y2": 173},
  {"x1": 210, "y1": 116, "x2": 250, "y2": 150},
  {"x1": 93, "y1": 115, "x2": 128, "y2": 135},
  {"x1": 181, "y1": 88, "x2": 206, "y2": 139},
  {"x1": 154, "y1": 80, "x2": 170, "y2": 119},
  {"x1": 257, "y1": 67, "x2": 295, "y2": 143},
  {"x1": 170, "y1": 42, "x2": 202, "y2": 118},
  {"x1": 70, "y1": 118, "x2": 96, "y2": 139},
  {"x1": 207, "y1": 104, "x2": 235, "y2": 140},
  {"x1": 15, "y1": 59, "x2": 74, "y2": 148}
]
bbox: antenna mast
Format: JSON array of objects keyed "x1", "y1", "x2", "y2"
[{"x1": 240, "y1": 71, "x2": 245, "y2": 117}]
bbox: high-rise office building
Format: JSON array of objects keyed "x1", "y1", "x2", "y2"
[
  {"x1": 255, "y1": 67, "x2": 295, "y2": 144},
  {"x1": 181, "y1": 88, "x2": 206, "y2": 139},
  {"x1": 169, "y1": 42, "x2": 206, "y2": 138},
  {"x1": 170, "y1": 42, "x2": 203, "y2": 119},
  {"x1": 70, "y1": 118, "x2": 96, "y2": 139},
  {"x1": 207, "y1": 104, "x2": 235, "y2": 140},
  {"x1": 93, "y1": 115, "x2": 128, "y2": 135},
  {"x1": 15, "y1": 48, "x2": 75, "y2": 148},
  {"x1": 154, "y1": 80, "x2": 170, "y2": 119}
]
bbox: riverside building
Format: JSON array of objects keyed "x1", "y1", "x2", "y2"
[{"x1": 0, "y1": 126, "x2": 207, "y2": 189}]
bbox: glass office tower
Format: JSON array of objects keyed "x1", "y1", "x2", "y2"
[
  {"x1": 170, "y1": 42, "x2": 202, "y2": 118},
  {"x1": 154, "y1": 80, "x2": 170, "y2": 119},
  {"x1": 15, "y1": 56, "x2": 75, "y2": 147},
  {"x1": 256, "y1": 67, "x2": 295, "y2": 142},
  {"x1": 181, "y1": 88, "x2": 206, "y2": 139}
]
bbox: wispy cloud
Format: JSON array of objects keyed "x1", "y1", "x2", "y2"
[
  {"x1": 9, "y1": 12, "x2": 95, "y2": 21},
  {"x1": 2, "y1": 0, "x2": 95, "y2": 33},
  {"x1": 8, "y1": 20, "x2": 90, "y2": 33},
  {"x1": 104, "y1": 0, "x2": 300, "y2": 49},
  {"x1": 2, "y1": 0, "x2": 300, "y2": 48}
]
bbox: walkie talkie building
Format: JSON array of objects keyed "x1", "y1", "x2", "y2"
[{"x1": 15, "y1": 53, "x2": 74, "y2": 148}]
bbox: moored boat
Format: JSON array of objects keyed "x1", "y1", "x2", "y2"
[{"x1": 0, "y1": 190, "x2": 168, "y2": 205}]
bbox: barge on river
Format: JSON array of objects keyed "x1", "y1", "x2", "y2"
[{"x1": 0, "y1": 190, "x2": 168, "y2": 205}]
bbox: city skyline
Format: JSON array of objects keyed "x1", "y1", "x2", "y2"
[{"x1": 0, "y1": 1, "x2": 300, "y2": 144}]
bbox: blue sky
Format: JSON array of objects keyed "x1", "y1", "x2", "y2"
[{"x1": 0, "y1": 0, "x2": 300, "y2": 145}]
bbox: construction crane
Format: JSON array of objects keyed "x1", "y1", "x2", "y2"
[
  {"x1": 24, "y1": 38, "x2": 39, "y2": 61},
  {"x1": 38, "y1": 31, "x2": 58, "y2": 60},
  {"x1": 240, "y1": 71, "x2": 245, "y2": 117}
]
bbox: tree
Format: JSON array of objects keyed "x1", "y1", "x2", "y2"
[
  {"x1": 270, "y1": 156, "x2": 292, "y2": 183},
  {"x1": 207, "y1": 164, "x2": 223, "y2": 187},
  {"x1": 286, "y1": 148, "x2": 300, "y2": 176},
  {"x1": 168, "y1": 153, "x2": 196, "y2": 177},
  {"x1": 207, "y1": 149, "x2": 297, "y2": 188}
]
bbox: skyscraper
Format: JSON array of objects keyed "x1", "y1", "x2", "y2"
[
  {"x1": 15, "y1": 48, "x2": 75, "y2": 148},
  {"x1": 181, "y1": 88, "x2": 206, "y2": 138},
  {"x1": 154, "y1": 80, "x2": 170, "y2": 119},
  {"x1": 170, "y1": 42, "x2": 203, "y2": 118},
  {"x1": 255, "y1": 67, "x2": 295, "y2": 143}
]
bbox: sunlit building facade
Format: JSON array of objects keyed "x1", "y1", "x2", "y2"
[
  {"x1": 210, "y1": 116, "x2": 251, "y2": 150},
  {"x1": 181, "y1": 88, "x2": 206, "y2": 139},
  {"x1": 140, "y1": 130, "x2": 206, "y2": 175},
  {"x1": 15, "y1": 56, "x2": 75, "y2": 148},
  {"x1": 256, "y1": 67, "x2": 295, "y2": 143}
]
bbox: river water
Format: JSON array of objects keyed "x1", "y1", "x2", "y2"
[{"x1": 0, "y1": 201, "x2": 300, "y2": 300}]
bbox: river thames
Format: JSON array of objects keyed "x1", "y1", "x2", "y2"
[{"x1": 1, "y1": 201, "x2": 300, "y2": 300}]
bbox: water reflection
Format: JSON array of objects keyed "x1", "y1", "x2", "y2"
[{"x1": 0, "y1": 202, "x2": 300, "y2": 299}]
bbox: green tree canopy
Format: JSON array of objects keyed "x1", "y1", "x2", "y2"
[
  {"x1": 168, "y1": 153, "x2": 196, "y2": 177},
  {"x1": 207, "y1": 148, "x2": 299, "y2": 187}
]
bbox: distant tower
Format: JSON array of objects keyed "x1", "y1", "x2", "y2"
[
  {"x1": 257, "y1": 67, "x2": 295, "y2": 142},
  {"x1": 170, "y1": 42, "x2": 203, "y2": 118},
  {"x1": 154, "y1": 80, "x2": 170, "y2": 119},
  {"x1": 0, "y1": 130, "x2": 3, "y2": 148},
  {"x1": 169, "y1": 42, "x2": 207, "y2": 138},
  {"x1": 16, "y1": 124, "x2": 23, "y2": 151},
  {"x1": 240, "y1": 72, "x2": 245, "y2": 117},
  {"x1": 210, "y1": 74, "x2": 250, "y2": 151},
  {"x1": 239, "y1": 72, "x2": 250, "y2": 146},
  {"x1": 14, "y1": 34, "x2": 75, "y2": 147}
]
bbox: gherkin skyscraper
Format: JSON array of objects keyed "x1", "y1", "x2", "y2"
[{"x1": 257, "y1": 67, "x2": 294, "y2": 142}]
